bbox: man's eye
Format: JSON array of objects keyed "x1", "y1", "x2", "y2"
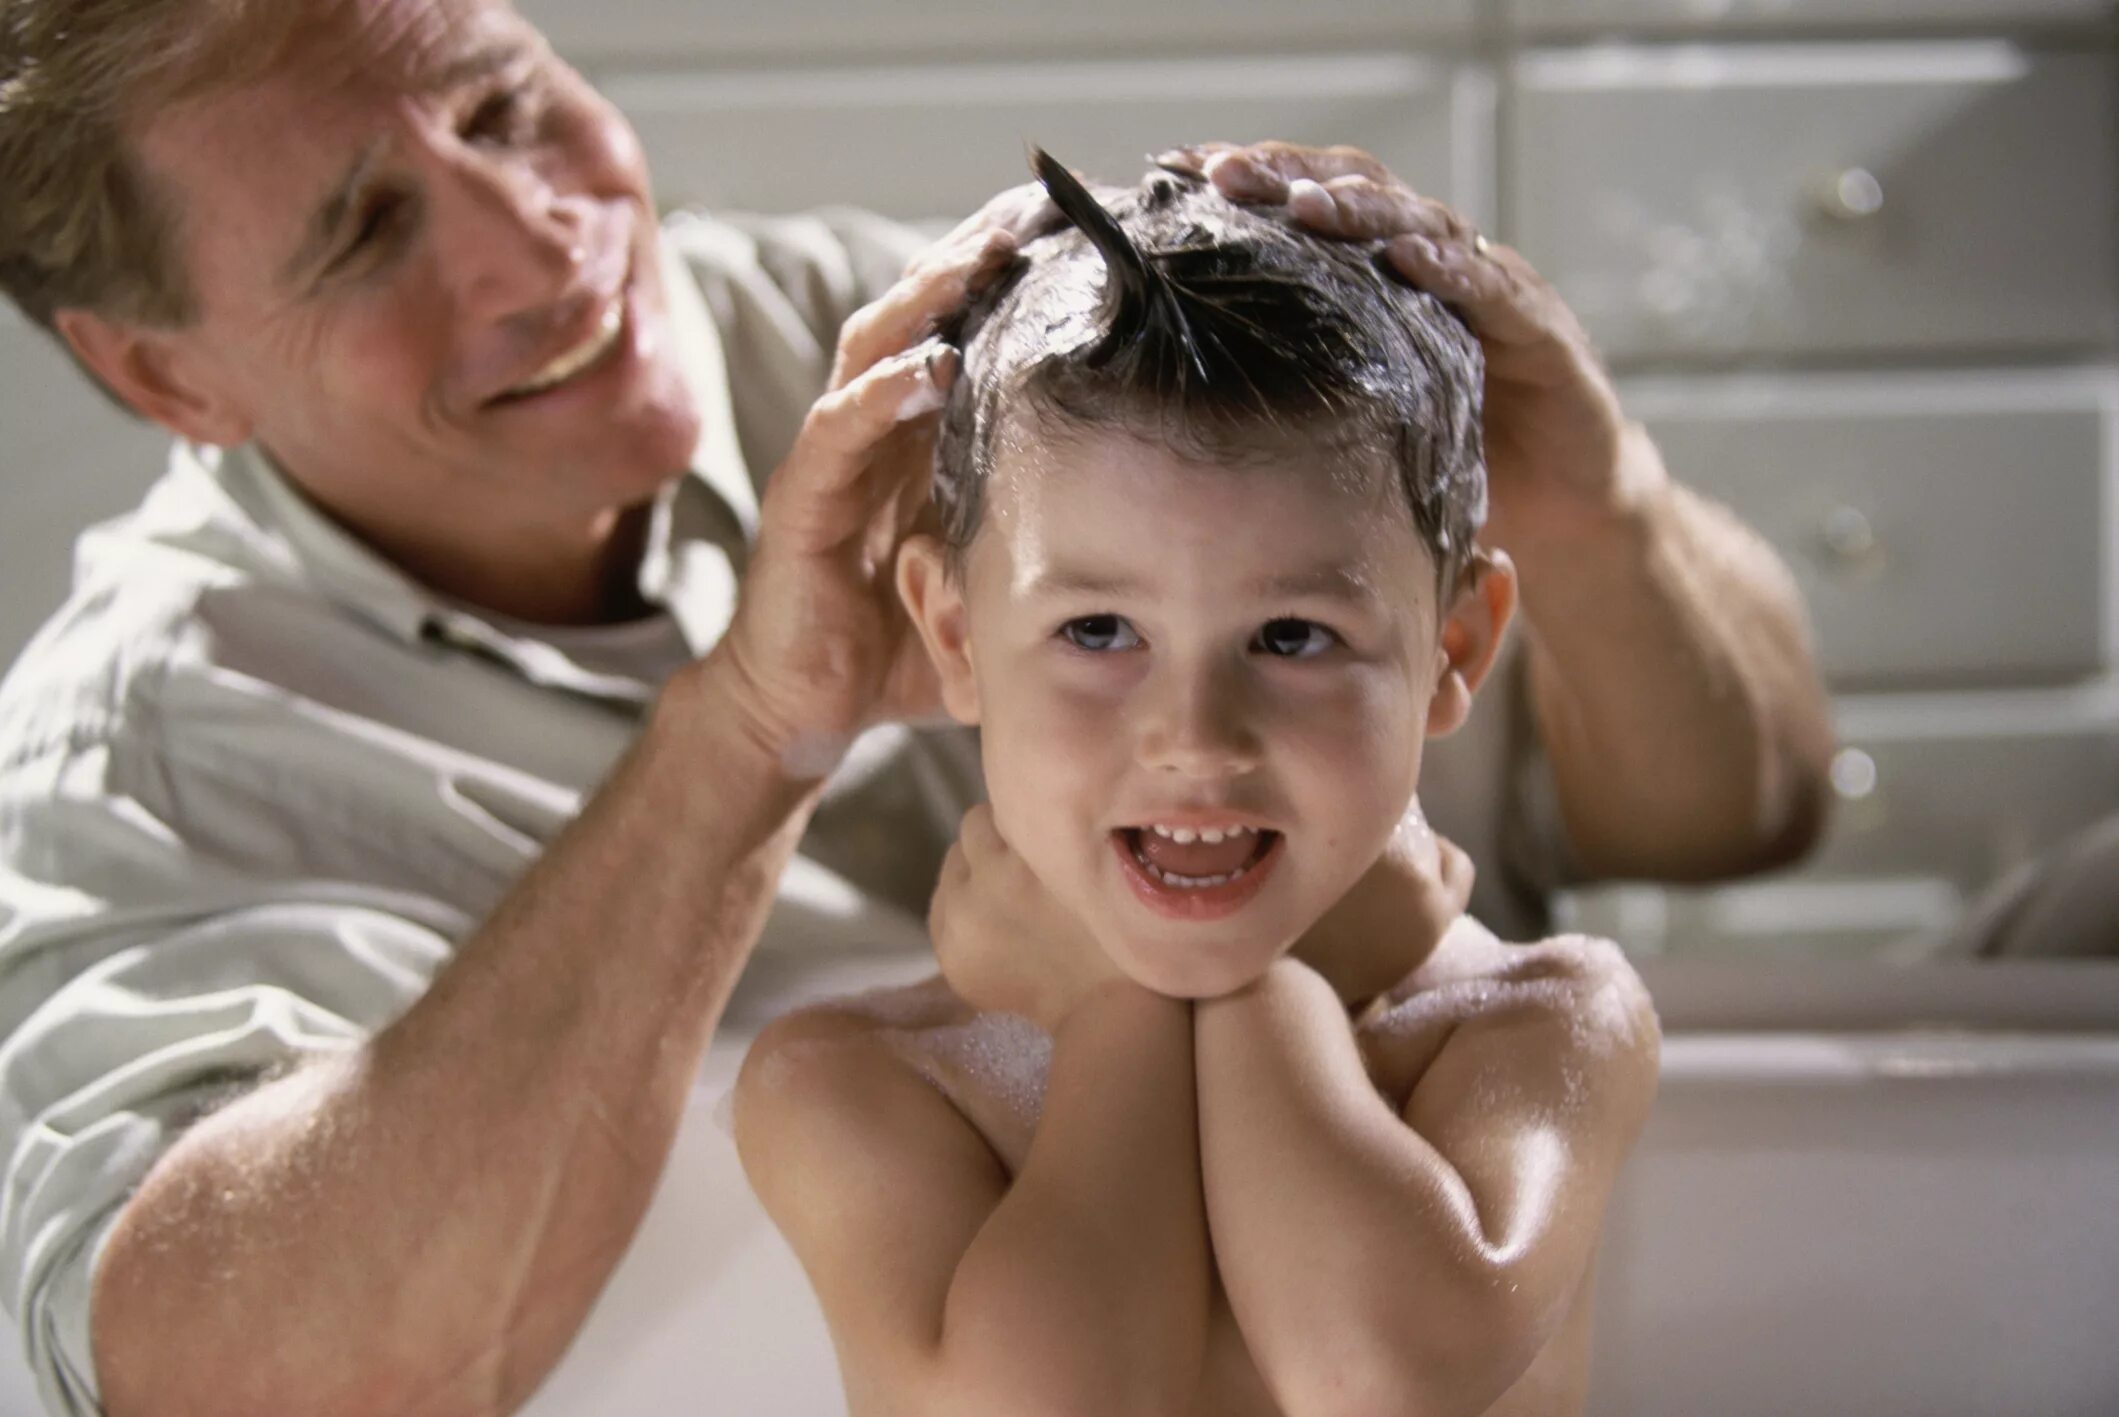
[
  {"x1": 464, "y1": 88, "x2": 534, "y2": 144},
  {"x1": 333, "y1": 196, "x2": 407, "y2": 268},
  {"x1": 1254, "y1": 618, "x2": 1338, "y2": 659},
  {"x1": 1059, "y1": 615, "x2": 1140, "y2": 653}
]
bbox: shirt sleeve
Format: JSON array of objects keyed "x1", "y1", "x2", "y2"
[{"x1": 0, "y1": 703, "x2": 464, "y2": 1417}]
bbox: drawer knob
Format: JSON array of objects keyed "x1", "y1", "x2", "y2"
[
  {"x1": 1816, "y1": 503, "x2": 1884, "y2": 574},
  {"x1": 1831, "y1": 747, "x2": 1880, "y2": 802},
  {"x1": 1812, "y1": 167, "x2": 1886, "y2": 224}
]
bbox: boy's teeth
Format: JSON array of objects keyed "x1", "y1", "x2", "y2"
[
  {"x1": 1145, "y1": 823, "x2": 1253, "y2": 842},
  {"x1": 1129, "y1": 827, "x2": 1271, "y2": 890}
]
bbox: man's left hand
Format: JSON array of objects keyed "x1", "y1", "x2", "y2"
[{"x1": 1159, "y1": 140, "x2": 1662, "y2": 560}]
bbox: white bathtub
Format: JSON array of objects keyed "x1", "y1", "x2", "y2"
[{"x1": 5, "y1": 952, "x2": 2116, "y2": 1416}]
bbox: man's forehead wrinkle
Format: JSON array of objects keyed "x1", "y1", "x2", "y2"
[{"x1": 296, "y1": 0, "x2": 522, "y2": 95}]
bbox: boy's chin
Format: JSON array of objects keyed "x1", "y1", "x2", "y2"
[{"x1": 1106, "y1": 941, "x2": 1292, "y2": 1003}]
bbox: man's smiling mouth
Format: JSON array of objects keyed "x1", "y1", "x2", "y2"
[{"x1": 494, "y1": 294, "x2": 626, "y2": 402}]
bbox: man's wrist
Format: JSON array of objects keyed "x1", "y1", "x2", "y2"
[
  {"x1": 642, "y1": 656, "x2": 827, "y2": 852},
  {"x1": 1503, "y1": 423, "x2": 1679, "y2": 616}
]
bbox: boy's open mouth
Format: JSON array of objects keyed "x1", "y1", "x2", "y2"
[{"x1": 1117, "y1": 825, "x2": 1280, "y2": 889}]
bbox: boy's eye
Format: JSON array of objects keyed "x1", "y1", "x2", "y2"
[
  {"x1": 1254, "y1": 618, "x2": 1338, "y2": 659},
  {"x1": 1059, "y1": 615, "x2": 1140, "y2": 653}
]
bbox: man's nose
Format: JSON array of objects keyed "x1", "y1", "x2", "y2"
[
  {"x1": 1134, "y1": 664, "x2": 1264, "y2": 779},
  {"x1": 430, "y1": 153, "x2": 592, "y2": 320}
]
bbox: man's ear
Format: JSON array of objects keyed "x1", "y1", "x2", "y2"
[
  {"x1": 1426, "y1": 547, "x2": 1518, "y2": 739},
  {"x1": 896, "y1": 532, "x2": 981, "y2": 726},
  {"x1": 52, "y1": 308, "x2": 253, "y2": 447}
]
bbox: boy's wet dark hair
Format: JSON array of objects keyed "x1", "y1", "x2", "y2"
[{"x1": 934, "y1": 149, "x2": 1488, "y2": 590}]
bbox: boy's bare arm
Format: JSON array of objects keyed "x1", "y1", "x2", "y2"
[
  {"x1": 1194, "y1": 929, "x2": 1659, "y2": 1417},
  {"x1": 736, "y1": 980, "x2": 1210, "y2": 1417}
]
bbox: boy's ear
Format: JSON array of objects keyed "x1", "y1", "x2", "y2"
[
  {"x1": 896, "y1": 532, "x2": 981, "y2": 726},
  {"x1": 1426, "y1": 547, "x2": 1518, "y2": 739},
  {"x1": 52, "y1": 308, "x2": 254, "y2": 447}
]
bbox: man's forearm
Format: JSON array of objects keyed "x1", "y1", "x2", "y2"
[
  {"x1": 938, "y1": 985, "x2": 1209, "y2": 1417},
  {"x1": 91, "y1": 657, "x2": 821, "y2": 1417},
  {"x1": 1510, "y1": 422, "x2": 1835, "y2": 881}
]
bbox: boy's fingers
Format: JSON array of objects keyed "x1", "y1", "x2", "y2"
[
  {"x1": 958, "y1": 802, "x2": 1003, "y2": 860},
  {"x1": 830, "y1": 227, "x2": 1014, "y2": 390}
]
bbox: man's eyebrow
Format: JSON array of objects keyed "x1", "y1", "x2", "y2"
[
  {"x1": 418, "y1": 38, "x2": 534, "y2": 96},
  {"x1": 279, "y1": 41, "x2": 533, "y2": 289}
]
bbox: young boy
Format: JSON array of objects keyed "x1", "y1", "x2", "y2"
[{"x1": 734, "y1": 151, "x2": 1660, "y2": 1417}]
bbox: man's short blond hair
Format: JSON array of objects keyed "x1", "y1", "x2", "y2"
[{"x1": 0, "y1": 0, "x2": 297, "y2": 330}]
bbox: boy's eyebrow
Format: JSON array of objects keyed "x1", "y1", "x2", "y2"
[{"x1": 1026, "y1": 564, "x2": 1382, "y2": 601}]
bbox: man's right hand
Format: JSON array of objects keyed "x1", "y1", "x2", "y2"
[{"x1": 708, "y1": 218, "x2": 1021, "y2": 777}]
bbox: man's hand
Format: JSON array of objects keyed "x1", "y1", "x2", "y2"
[
  {"x1": 929, "y1": 804, "x2": 1127, "y2": 1032},
  {"x1": 1158, "y1": 140, "x2": 1660, "y2": 560},
  {"x1": 710, "y1": 221, "x2": 1020, "y2": 776}
]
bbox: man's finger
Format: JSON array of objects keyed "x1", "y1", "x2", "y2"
[
  {"x1": 773, "y1": 342, "x2": 957, "y2": 545},
  {"x1": 1202, "y1": 142, "x2": 1397, "y2": 203},
  {"x1": 937, "y1": 179, "x2": 1064, "y2": 251},
  {"x1": 1284, "y1": 174, "x2": 1461, "y2": 245},
  {"x1": 1383, "y1": 233, "x2": 1552, "y2": 349},
  {"x1": 830, "y1": 227, "x2": 1015, "y2": 390}
]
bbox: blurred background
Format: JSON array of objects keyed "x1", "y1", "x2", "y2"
[{"x1": 2, "y1": 1, "x2": 2116, "y2": 1413}]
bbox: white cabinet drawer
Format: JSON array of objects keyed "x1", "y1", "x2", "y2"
[
  {"x1": 1625, "y1": 372, "x2": 2111, "y2": 688},
  {"x1": 612, "y1": 56, "x2": 1485, "y2": 226},
  {"x1": 0, "y1": 316, "x2": 168, "y2": 675},
  {"x1": 1511, "y1": 0, "x2": 2116, "y2": 36},
  {"x1": 528, "y1": 0, "x2": 1474, "y2": 66},
  {"x1": 1562, "y1": 689, "x2": 2119, "y2": 956},
  {"x1": 1509, "y1": 44, "x2": 2119, "y2": 363},
  {"x1": 1814, "y1": 691, "x2": 2119, "y2": 889}
]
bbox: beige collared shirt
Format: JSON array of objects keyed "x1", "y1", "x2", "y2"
[{"x1": 0, "y1": 208, "x2": 1568, "y2": 1414}]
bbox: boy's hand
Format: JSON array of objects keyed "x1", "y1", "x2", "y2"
[
  {"x1": 1157, "y1": 140, "x2": 1659, "y2": 561},
  {"x1": 1298, "y1": 806, "x2": 1476, "y2": 1005},
  {"x1": 929, "y1": 805, "x2": 1128, "y2": 1032}
]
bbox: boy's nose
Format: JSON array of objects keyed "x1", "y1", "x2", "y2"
[{"x1": 1134, "y1": 669, "x2": 1264, "y2": 779}]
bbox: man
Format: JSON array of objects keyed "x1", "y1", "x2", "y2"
[{"x1": 0, "y1": 0, "x2": 1834, "y2": 1412}]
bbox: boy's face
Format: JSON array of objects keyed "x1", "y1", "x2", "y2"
[{"x1": 904, "y1": 423, "x2": 1511, "y2": 1000}]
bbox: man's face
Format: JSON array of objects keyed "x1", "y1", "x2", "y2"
[
  {"x1": 945, "y1": 425, "x2": 1454, "y2": 1000},
  {"x1": 133, "y1": 0, "x2": 700, "y2": 545}
]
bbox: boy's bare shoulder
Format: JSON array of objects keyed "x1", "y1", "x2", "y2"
[
  {"x1": 1353, "y1": 917, "x2": 1661, "y2": 1106},
  {"x1": 735, "y1": 976, "x2": 1052, "y2": 1182}
]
